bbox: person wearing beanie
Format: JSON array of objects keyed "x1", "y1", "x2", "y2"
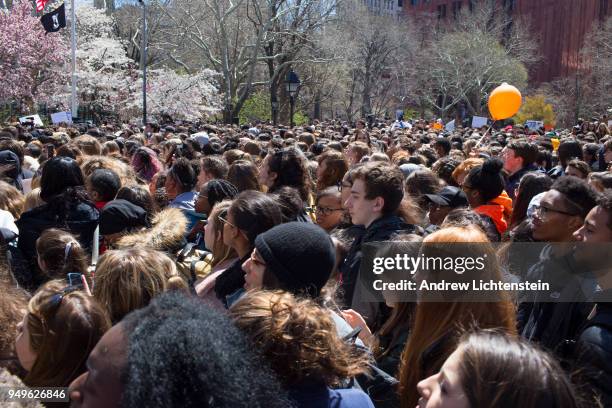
[
  {"x1": 244, "y1": 222, "x2": 335, "y2": 298},
  {"x1": 99, "y1": 199, "x2": 149, "y2": 246},
  {"x1": 0, "y1": 150, "x2": 24, "y2": 192}
]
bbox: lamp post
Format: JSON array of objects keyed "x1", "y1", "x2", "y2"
[
  {"x1": 285, "y1": 70, "x2": 300, "y2": 128},
  {"x1": 138, "y1": 0, "x2": 147, "y2": 126},
  {"x1": 271, "y1": 100, "x2": 279, "y2": 125}
]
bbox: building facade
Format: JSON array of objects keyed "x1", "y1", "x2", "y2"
[
  {"x1": 364, "y1": 0, "x2": 404, "y2": 16},
  {"x1": 403, "y1": 0, "x2": 611, "y2": 83}
]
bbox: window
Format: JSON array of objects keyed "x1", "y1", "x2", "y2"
[
  {"x1": 410, "y1": 0, "x2": 418, "y2": 5},
  {"x1": 468, "y1": 0, "x2": 475, "y2": 12},
  {"x1": 437, "y1": 4, "x2": 447, "y2": 19},
  {"x1": 600, "y1": 0, "x2": 609, "y2": 22}
]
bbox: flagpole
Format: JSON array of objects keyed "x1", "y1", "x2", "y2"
[
  {"x1": 138, "y1": 0, "x2": 147, "y2": 126},
  {"x1": 70, "y1": 0, "x2": 77, "y2": 120}
]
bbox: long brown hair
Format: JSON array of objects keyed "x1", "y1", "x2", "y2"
[
  {"x1": 207, "y1": 201, "x2": 237, "y2": 268},
  {"x1": 24, "y1": 280, "x2": 110, "y2": 387},
  {"x1": 0, "y1": 181, "x2": 24, "y2": 219},
  {"x1": 36, "y1": 229, "x2": 89, "y2": 280},
  {"x1": 398, "y1": 227, "x2": 517, "y2": 408},
  {"x1": 227, "y1": 160, "x2": 262, "y2": 192}
]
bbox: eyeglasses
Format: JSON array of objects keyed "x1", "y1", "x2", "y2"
[
  {"x1": 249, "y1": 251, "x2": 266, "y2": 267},
  {"x1": 218, "y1": 215, "x2": 236, "y2": 228},
  {"x1": 195, "y1": 192, "x2": 208, "y2": 200},
  {"x1": 534, "y1": 204, "x2": 580, "y2": 218},
  {"x1": 315, "y1": 206, "x2": 343, "y2": 216}
]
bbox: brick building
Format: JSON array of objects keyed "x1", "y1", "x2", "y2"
[{"x1": 403, "y1": 0, "x2": 611, "y2": 83}]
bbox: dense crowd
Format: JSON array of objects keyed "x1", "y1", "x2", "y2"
[{"x1": 0, "y1": 114, "x2": 611, "y2": 407}]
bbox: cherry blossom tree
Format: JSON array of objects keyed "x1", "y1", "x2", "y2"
[{"x1": 0, "y1": 0, "x2": 68, "y2": 110}]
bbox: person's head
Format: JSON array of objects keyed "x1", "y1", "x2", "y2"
[
  {"x1": 102, "y1": 141, "x2": 121, "y2": 157},
  {"x1": 582, "y1": 142, "x2": 599, "y2": 164},
  {"x1": 462, "y1": 158, "x2": 505, "y2": 208},
  {"x1": 16, "y1": 280, "x2": 110, "y2": 387},
  {"x1": 532, "y1": 176, "x2": 599, "y2": 242},
  {"x1": 433, "y1": 138, "x2": 451, "y2": 158},
  {"x1": 87, "y1": 168, "x2": 121, "y2": 203},
  {"x1": 204, "y1": 201, "x2": 237, "y2": 266},
  {"x1": 72, "y1": 135, "x2": 102, "y2": 156},
  {"x1": 69, "y1": 292, "x2": 292, "y2": 408},
  {"x1": 243, "y1": 222, "x2": 335, "y2": 297},
  {"x1": 340, "y1": 165, "x2": 359, "y2": 208},
  {"x1": 227, "y1": 159, "x2": 262, "y2": 192},
  {"x1": 432, "y1": 156, "x2": 460, "y2": 187},
  {"x1": 587, "y1": 171, "x2": 612, "y2": 192},
  {"x1": 93, "y1": 248, "x2": 187, "y2": 323},
  {"x1": 564, "y1": 159, "x2": 590, "y2": 179},
  {"x1": 115, "y1": 185, "x2": 156, "y2": 218},
  {"x1": 198, "y1": 155, "x2": 229, "y2": 188},
  {"x1": 223, "y1": 191, "x2": 283, "y2": 252},
  {"x1": 260, "y1": 148, "x2": 311, "y2": 201},
  {"x1": 502, "y1": 140, "x2": 538, "y2": 175},
  {"x1": 346, "y1": 162, "x2": 404, "y2": 227},
  {"x1": 557, "y1": 140, "x2": 582, "y2": 167},
  {"x1": 195, "y1": 179, "x2": 238, "y2": 215},
  {"x1": 271, "y1": 186, "x2": 305, "y2": 222},
  {"x1": 574, "y1": 189, "x2": 612, "y2": 244},
  {"x1": 0, "y1": 180, "x2": 24, "y2": 219},
  {"x1": 405, "y1": 169, "x2": 442, "y2": 210},
  {"x1": 509, "y1": 172, "x2": 553, "y2": 229},
  {"x1": 451, "y1": 158, "x2": 484, "y2": 186},
  {"x1": 423, "y1": 186, "x2": 469, "y2": 226},
  {"x1": 230, "y1": 290, "x2": 369, "y2": 388},
  {"x1": 165, "y1": 157, "x2": 197, "y2": 200},
  {"x1": 130, "y1": 147, "x2": 162, "y2": 182},
  {"x1": 398, "y1": 226, "x2": 517, "y2": 408},
  {"x1": 416, "y1": 330, "x2": 580, "y2": 408},
  {"x1": 316, "y1": 150, "x2": 348, "y2": 191},
  {"x1": 99, "y1": 199, "x2": 149, "y2": 245},
  {"x1": 346, "y1": 142, "x2": 370, "y2": 167},
  {"x1": 40, "y1": 157, "x2": 86, "y2": 202},
  {"x1": 315, "y1": 187, "x2": 344, "y2": 231},
  {"x1": 0, "y1": 150, "x2": 23, "y2": 192},
  {"x1": 36, "y1": 229, "x2": 88, "y2": 280}
]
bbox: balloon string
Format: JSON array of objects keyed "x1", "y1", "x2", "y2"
[{"x1": 475, "y1": 120, "x2": 497, "y2": 148}]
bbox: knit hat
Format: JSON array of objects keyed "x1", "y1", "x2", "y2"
[
  {"x1": 254, "y1": 222, "x2": 335, "y2": 297},
  {"x1": 0, "y1": 150, "x2": 23, "y2": 192},
  {"x1": 99, "y1": 199, "x2": 149, "y2": 235}
]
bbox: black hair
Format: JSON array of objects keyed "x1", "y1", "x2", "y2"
[
  {"x1": 432, "y1": 157, "x2": 460, "y2": 187},
  {"x1": 465, "y1": 158, "x2": 505, "y2": 203},
  {"x1": 266, "y1": 148, "x2": 312, "y2": 202},
  {"x1": 203, "y1": 180, "x2": 239, "y2": 209},
  {"x1": 40, "y1": 156, "x2": 87, "y2": 202},
  {"x1": 116, "y1": 185, "x2": 157, "y2": 221},
  {"x1": 120, "y1": 292, "x2": 292, "y2": 408},
  {"x1": 557, "y1": 140, "x2": 582, "y2": 166},
  {"x1": 509, "y1": 173, "x2": 553, "y2": 229},
  {"x1": 229, "y1": 190, "x2": 283, "y2": 244},
  {"x1": 551, "y1": 176, "x2": 599, "y2": 219},
  {"x1": 272, "y1": 186, "x2": 304, "y2": 223},
  {"x1": 536, "y1": 150, "x2": 553, "y2": 171},
  {"x1": 168, "y1": 157, "x2": 197, "y2": 193},
  {"x1": 89, "y1": 169, "x2": 121, "y2": 202},
  {"x1": 506, "y1": 140, "x2": 539, "y2": 165},
  {"x1": 434, "y1": 138, "x2": 451, "y2": 155},
  {"x1": 597, "y1": 190, "x2": 612, "y2": 231}
]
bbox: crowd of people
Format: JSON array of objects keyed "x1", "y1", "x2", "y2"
[{"x1": 0, "y1": 114, "x2": 610, "y2": 407}]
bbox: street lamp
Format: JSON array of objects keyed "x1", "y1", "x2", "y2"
[
  {"x1": 285, "y1": 70, "x2": 300, "y2": 128},
  {"x1": 138, "y1": 0, "x2": 147, "y2": 126},
  {"x1": 271, "y1": 100, "x2": 279, "y2": 125}
]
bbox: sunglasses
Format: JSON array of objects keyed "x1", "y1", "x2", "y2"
[{"x1": 218, "y1": 215, "x2": 236, "y2": 228}]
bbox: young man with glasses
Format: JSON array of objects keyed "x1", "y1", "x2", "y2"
[{"x1": 518, "y1": 176, "x2": 600, "y2": 351}]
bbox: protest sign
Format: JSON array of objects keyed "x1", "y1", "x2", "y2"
[
  {"x1": 471, "y1": 116, "x2": 488, "y2": 128},
  {"x1": 51, "y1": 111, "x2": 73, "y2": 125},
  {"x1": 19, "y1": 114, "x2": 44, "y2": 127},
  {"x1": 525, "y1": 120, "x2": 544, "y2": 130}
]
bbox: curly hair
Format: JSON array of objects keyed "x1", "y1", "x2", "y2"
[
  {"x1": 230, "y1": 290, "x2": 370, "y2": 388},
  {"x1": 81, "y1": 155, "x2": 137, "y2": 187},
  {"x1": 316, "y1": 150, "x2": 348, "y2": 191},
  {"x1": 352, "y1": 161, "x2": 405, "y2": 215},
  {"x1": 120, "y1": 291, "x2": 293, "y2": 408}
]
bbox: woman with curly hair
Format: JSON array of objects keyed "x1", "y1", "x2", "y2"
[
  {"x1": 230, "y1": 290, "x2": 375, "y2": 408},
  {"x1": 259, "y1": 147, "x2": 313, "y2": 203}
]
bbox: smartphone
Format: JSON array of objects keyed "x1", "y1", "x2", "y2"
[
  {"x1": 67, "y1": 272, "x2": 84, "y2": 289},
  {"x1": 46, "y1": 144, "x2": 54, "y2": 158}
]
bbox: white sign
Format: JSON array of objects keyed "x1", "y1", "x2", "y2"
[
  {"x1": 471, "y1": 116, "x2": 488, "y2": 128},
  {"x1": 525, "y1": 120, "x2": 544, "y2": 130},
  {"x1": 608, "y1": 120, "x2": 612, "y2": 129},
  {"x1": 50, "y1": 111, "x2": 73, "y2": 125},
  {"x1": 19, "y1": 114, "x2": 44, "y2": 127},
  {"x1": 445, "y1": 119, "x2": 455, "y2": 132}
]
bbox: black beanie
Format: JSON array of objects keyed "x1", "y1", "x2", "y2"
[
  {"x1": 254, "y1": 222, "x2": 335, "y2": 297},
  {"x1": 99, "y1": 199, "x2": 149, "y2": 235}
]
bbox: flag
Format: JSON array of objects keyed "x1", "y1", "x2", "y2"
[
  {"x1": 36, "y1": 0, "x2": 49, "y2": 12},
  {"x1": 41, "y1": 3, "x2": 66, "y2": 33}
]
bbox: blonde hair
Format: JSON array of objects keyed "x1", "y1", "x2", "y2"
[
  {"x1": 230, "y1": 290, "x2": 370, "y2": 387},
  {"x1": 207, "y1": 201, "x2": 237, "y2": 268},
  {"x1": 24, "y1": 188, "x2": 44, "y2": 212},
  {"x1": 93, "y1": 248, "x2": 187, "y2": 323},
  {"x1": 81, "y1": 155, "x2": 137, "y2": 187},
  {"x1": 0, "y1": 181, "x2": 24, "y2": 219}
]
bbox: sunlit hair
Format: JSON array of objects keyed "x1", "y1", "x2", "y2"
[
  {"x1": 24, "y1": 280, "x2": 110, "y2": 387},
  {"x1": 81, "y1": 155, "x2": 137, "y2": 187},
  {"x1": 230, "y1": 290, "x2": 370, "y2": 387},
  {"x1": 36, "y1": 228, "x2": 89, "y2": 280},
  {"x1": 317, "y1": 150, "x2": 348, "y2": 191},
  {"x1": 207, "y1": 201, "x2": 237, "y2": 268},
  {"x1": 93, "y1": 248, "x2": 187, "y2": 323},
  {"x1": 23, "y1": 188, "x2": 44, "y2": 212},
  {"x1": 72, "y1": 135, "x2": 101, "y2": 156},
  {"x1": 452, "y1": 157, "x2": 484, "y2": 185},
  {"x1": 398, "y1": 226, "x2": 517, "y2": 408},
  {"x1": 457, "y1": 330, "x2": 580, "y2": 408},
  {"x1": 0, "y1": 180, "x2": 24, "y2": 219}
]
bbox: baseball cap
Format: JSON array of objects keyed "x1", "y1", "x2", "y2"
[{"x1": 424, "y1": 186, "x2": 468, "y2": 208}]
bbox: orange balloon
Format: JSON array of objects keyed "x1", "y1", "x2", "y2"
[{"x1": 488, "y1": 83, "x2": 522, "y2": 120}]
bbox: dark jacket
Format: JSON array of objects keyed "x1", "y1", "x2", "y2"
[
  {"x1": 505, "y1": 164, "x2": 543, "y2": 200},
  {"x1": 338, "y1": 215, "x2": 422, "y2": 308},
  {"x1": 517, "y1": 245, "x2": 597, "y2": 352},
  {"x1": 573, "y1": 292, "x2": 612, "y2": 406},
  {"x1": 289, "y1": 382, "x2": 375, "y2": 408},
  {"x1": 16, "y1": 200, "x2": 98, "y2": 289}
]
